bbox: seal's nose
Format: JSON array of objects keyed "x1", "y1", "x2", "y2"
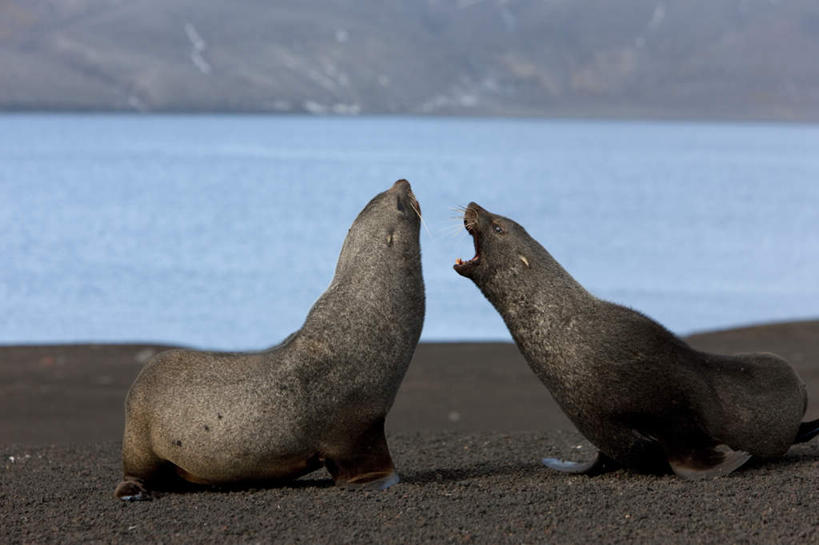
[
  {"x1": 392, "y1": 179, "x2": 411, "y2": 191},
  {"x1": 466, "y1": 202, "x2": 489, "y2": 216}
]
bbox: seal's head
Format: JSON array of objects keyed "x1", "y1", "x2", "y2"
[
  {"x1": 335, "y1": 179, "x2": 422, "y2": 276},
  {"x1": 453, "y1": 202, "x2": 537, "y2": 282}
]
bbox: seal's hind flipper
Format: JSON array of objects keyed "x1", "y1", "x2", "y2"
[
  {"x1": 667, "y1": 444, "x2": 751, "y2": 480},
  {"x1": 114, "y1": 479, "x2": 153, "y2": 501},
  {"x1": 794, "y1": 419, "x2": 819, "y2": 444},
  {"x1": 542, "y1": 451, "x2": 617, "y2": 476}
]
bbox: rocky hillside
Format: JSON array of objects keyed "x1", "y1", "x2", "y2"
[{"x1": 1, "y1": 0, "x2": 818, "y2": 120}]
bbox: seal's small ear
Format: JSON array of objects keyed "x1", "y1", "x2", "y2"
[
  {"x1": 519, "y1": 255, "x2": 530, "y2": 268},
  {"x1": 386, "y1": 232, "x2": 394, "y2": 247}
]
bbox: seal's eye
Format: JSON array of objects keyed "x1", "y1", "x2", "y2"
[
  {"x1": 492, "y1": 223, "x2": 504, "y2": 234},
  {"x1": 396, "y1": 195, "x2": 405, "y2": 213}
]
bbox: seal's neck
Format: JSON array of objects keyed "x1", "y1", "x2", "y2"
[
  {"x1": 475, "y1": 246, "x2": 593, "y2": 369},
  {"x1": 300, "y1": 224, "x2": 425, "y2": 362}
]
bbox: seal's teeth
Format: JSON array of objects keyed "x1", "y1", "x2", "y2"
[{"x1": 455, "y1": 258, "x2": 463, "y2": 265}]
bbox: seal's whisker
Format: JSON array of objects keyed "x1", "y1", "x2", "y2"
[
  {"x1": 444, "y1": 218, "x2": 468, "y2": 232},
  {"x1": 409, "y1": 198, "x2": 432, "y2": 238},
  {"x1": 443, "y1": 229, "x2": 469, "y2": 240},
  {"x1": 450, "y1": 205, "x2": 471, "y2": 221},
  {"x1": 442, "y1": 223, "x2": 472, "y2": 239},
  {"x1": 420, "y1": 216, "x2": 433, "y2": 238}
]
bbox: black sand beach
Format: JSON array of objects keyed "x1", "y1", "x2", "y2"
[{"x1": 2, "y1": 321, "x2": 818, "y2": 544}]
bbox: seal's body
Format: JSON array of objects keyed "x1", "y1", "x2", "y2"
[
  {"x1": 455, "y1": 202, "x2": 818, "y2": 479},
  {"x1": 115, "y1": 180, "x2": 424, "y2": 500}
]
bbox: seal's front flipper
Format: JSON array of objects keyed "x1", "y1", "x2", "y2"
[
  {"x1": 542, "y1": 451, "x2": 617, "y2": 476},
  {"x1": 325, "y1": 418, "x2": 399, "y2": 491},
  {"x1": 794, "y1": 419, "x2": 819, "y2": 444},
  {"x1": 667, "y1": 444, "x2": 751, "y2": 480},
  {"x1": 339, "y1": 471, "x2": 400, "y2": 491}
]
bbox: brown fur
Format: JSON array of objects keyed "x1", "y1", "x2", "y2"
[{"x1": 115, "y1": 180, "x2": 424, "y2": 499}]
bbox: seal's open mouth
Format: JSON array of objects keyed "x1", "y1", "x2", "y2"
[{"x1": 454, "y1": 207, "x2": 480, "y2": 275}]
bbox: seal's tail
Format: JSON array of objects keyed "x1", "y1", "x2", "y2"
[{"x1": 794, "y1": 419, "x2": 819, "y2": 444}]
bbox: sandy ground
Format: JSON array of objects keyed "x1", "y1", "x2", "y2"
[{"x1": 2, "y1": 321, "x2": 818, "y2": 544}]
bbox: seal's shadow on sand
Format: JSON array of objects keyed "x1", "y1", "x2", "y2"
[
  {"x1": 139, "y1": 444, "x2": 819, "y2": 497},
  {"x1": 403, "y1": 450, "x2": 819, "y2": 485},
  {"x1": 146, "y1": 477, "x2": 335, "y2": 497},
  {"x1": 139, "y1": 465, "x2": 336, "y2": 497},
  {"x1": 402, "y1": 462, "x2": 544, "y2": 485},
  {"x1": 403, "y1": 443, "x2": 819, "y2": 485},
  {"x1": 143, "y1": 463, "x2": 545, "y2": 496},
  {"x1": 741, "y1": 445, "x2": 819, "y2": 472}
]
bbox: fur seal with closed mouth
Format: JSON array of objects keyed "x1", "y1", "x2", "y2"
[
  {"x1": 454, "y1": 202, "x2": 819, "y2": 479},
  {"x1": 114, "y1": 180, "x2": 425, "y2": 500}
]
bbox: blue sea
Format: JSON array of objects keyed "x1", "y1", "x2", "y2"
[{"x1": 1, "y1": 114, "x2": 817, "y2": 349}]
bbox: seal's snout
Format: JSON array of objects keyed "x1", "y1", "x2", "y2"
[
  {"x1": 466, "y1": 202, "x2": 489, "y2": 215},
  {"x1": 391, "y1": 179, "x2": 421, "y2": 217},
  {"x1": 463, "y1": 202, "x2": 481, "y2": 232}
]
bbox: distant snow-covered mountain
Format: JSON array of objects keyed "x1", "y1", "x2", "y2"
[{"x1": 1, "y1": 0, "x2": 818, "y2": 120}]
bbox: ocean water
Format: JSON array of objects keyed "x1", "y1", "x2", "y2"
[{"x1": 0, "y1": 114, "x2": 817, "y2": 349}]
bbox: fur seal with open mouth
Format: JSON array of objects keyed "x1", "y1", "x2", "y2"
[
  {"x1": 454, "y1": 202, "x2": 818, "y2": 479},
  {"x1": 114, "y1": 180, "x2": 425, "y2": 500}
]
